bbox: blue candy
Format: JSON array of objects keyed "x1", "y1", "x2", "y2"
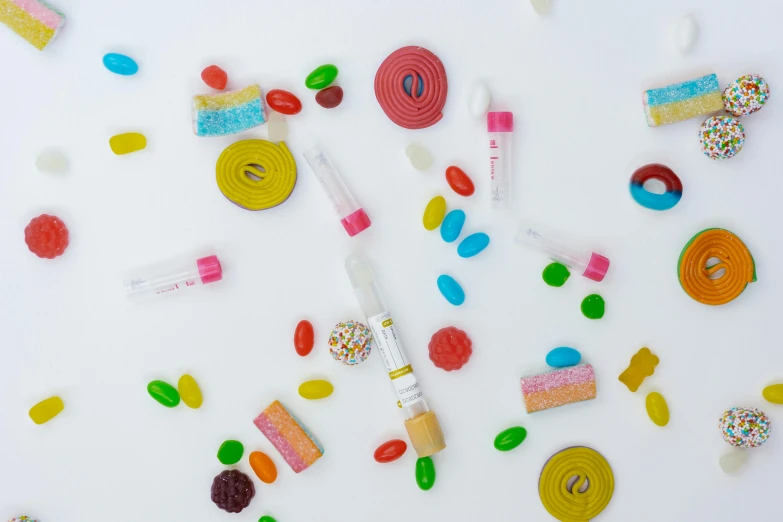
[
  {"x1": 103, "y1": 53, "x2": 139, "y2": 76},
  {"x1": 545, "y1": 347, "x2": 582, "y2": 368},
  {"x1": 457, "y1": 232, "x2": 490, "y2": 258},
  {"x1": 440, "y1": 210, "x2": 466, "y2": 243},
  {"x1": 437, "y1": 274, "x2": 465, "y2": 306}
]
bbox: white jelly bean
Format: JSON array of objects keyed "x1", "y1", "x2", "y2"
[
  {"x1": 530, "y1": 0, "x2": 552, "y2": 15},
  {"x1": 719, "y1": 449, "x2": 748, "y2": 474},
  {"x1": 268, "y1": 111, "x2": 288, "y2": 143},
  {"x1": 36, "y1": 149, "x2": 68, "y2": 173},
  {"x1": 676, "y1": 15, "x2": 698, "y2": 54},
  {"x1": 405, "y1": 143, "x2": 433, "y2": 171},
  {"x1": 468, "y1": 82, "x2": 491, "y2": 119}
]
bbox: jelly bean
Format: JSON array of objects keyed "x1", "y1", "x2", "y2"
[
  {"x1": 103, "y1": 53, "x2": 139, "y2": 75},
  {"x1": 542, "y1": 262, "x2": 570, "y2": 287},
  {"x1": 546, "y1": 347, "x2": 581, "y2": 368},
  {"x1": 422, "y1": 196, "x2": 446, "y2": 230},
  {"x1": 468, "y1": 82, "x2": 491, "y2": 119},
  {"x1": 581, "y1": 294, "x2": 605, "y2": 319},
  {"x1": 267, "y1": 111, "x2": 288, "y2": 143},
  {"x1": 298, "y1": 379, "x2": 334, "y2": 400},
  {"x1": 494, "y1": 426, "x2": 527, "y2": 451},
  {"x1": 719, "y1": 449, "x2": 748, "y2": 474},
  {"x1": 36, "y1": 149, "x2": 67, "y2": 173},
  {"x1": 315, "y1": 86, "x2": 344, "y2": 109},
  {"x1": 305, "y1": 64, "x2": 338, "y2": 90},
  {"x1": 440, "y1": 210, "x2": 465, "y2": 243},
  {"x1": 675, "y1": 14, "x2": 698, "y2": 55},
  {"x1": 530, "y1": 0, "x2": 552, "y2": 15},
  {"x1": 457, "y1": 232, "x2": 490, "y2": 258},
  {"x1": 645, "y1": 392, "x2": 669, "y2": 427},
  {"x1": 406, "y1": 143, "x2": 433, "y2": 171},
  {"x1": 445, "y1": 166, "x2": 475, "y2": 196},
  {"x1": 374, "y1": 439, "x2": 407, "y2": 463},
  {"x1": 259, "y1": 517, "x2": 278, "y2": 522},
  {"x1": 217, "y1": 440, "x2": 244, "y2": 465},
  {"x1": 147, "y1": 380, "x2": 180, "y2": 407},
  {"x1": 762, "y1": 384, "x2": 783, "y2": 404},
  {"x1": 437, "y1": 274, "x2": 465, "y2": 306},
  {"x1": 109, "y1": 133, "x2": 146, "y2": 155},
  {"x1": 294, "y1": 319, "x2": 315, "y2": 356},
  {"x1": 29, "y1": 396, "x2": 64, "y2": 425},
  {"x1": 177, "y1": 374, "x2": 203, "y2": 409},
  {"x1": 415, "y1": 456, "x2": 436, "y2": 491},
  {"x1": 266, "y1": 89, "x2": 302, "y2": 115},
  {"x1": 201, "y1": 65, "x2": 228, "y2": 90},
  {"x1": 249, "y1": 451, "x2": 278, "y2": 484}
]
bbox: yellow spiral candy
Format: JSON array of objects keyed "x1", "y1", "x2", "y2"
[
  {"x1": 539, "y1": 447, "x2": 614, "y2": 522},
  {"x1": 216, "y1": 139, "x2": 297, "y2": 210}
]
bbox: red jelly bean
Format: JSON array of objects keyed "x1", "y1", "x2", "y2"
[
  {"x1": 24, "y1": 214, "x2": 69, "y2": 259},
  {"x1": 266, "y1": 89, "x2": 303, "y2": 115},
  {"x1": 445, "y1": 166, "x2": 475, "y2": 197},
  {"x1": 315, "y1": 86, "x2": 343, "y2": 109},
  {"x1": 294, "y1": 320, "x2": 315, "y2": 356},
  {"x1": 428, "y1": 326, "x2": 472, "y2": 371},
  {"x1": 374, "y1": 439, "x2": 407, "y2": 463},
  {"x1": 201, "y1": 65, "x2": 228, "y2": 90}
]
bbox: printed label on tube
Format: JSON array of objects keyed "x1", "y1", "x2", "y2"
[{"x1": 367, "y1": 311, "x2": 424, "y2": 408}]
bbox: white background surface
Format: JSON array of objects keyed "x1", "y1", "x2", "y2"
[{"x1": 0, "y1": 0, "x2": 781, "y2": 520}]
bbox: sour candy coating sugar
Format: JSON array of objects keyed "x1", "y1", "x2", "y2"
[
  {"x1": 0, "y1": 0, "x2": 65, "y2": 50},
  {"x1": 192, "y1": 84, "x2": 267, "y2": 137},
  {"x1": 520, "y1": 364, "x2": 596, "y2": 413},
  {"x1": 643, "y1": 74, "x2": 723, "y2": 126},
  {"x1": 253, "y1": 400, "x2": 323, "y2": 473}
]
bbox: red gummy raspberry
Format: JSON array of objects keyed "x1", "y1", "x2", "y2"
[
  {"x1": 24, "y1": 214, "x2": 69, "y2": 259},
  {"x1": 428, "y1": 326, "x2": 472, "y2": 371}
]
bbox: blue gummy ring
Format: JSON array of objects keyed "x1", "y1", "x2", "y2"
[{"x1": 629, "y1": 164, "x2": 682, "y2": 211}]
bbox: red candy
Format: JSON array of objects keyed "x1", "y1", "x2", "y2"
[
  {"x1": 374, "y1": 439, "x2": 407, "y2": 463},
  {"x1": 294, "y1": 320, "x2": 315, "y2": 356},
  {"x1": 24, "y1": 214, "x2": 69, "y2": 259},
  {"x1": 428, "y1": 326, "x2": 472, "y2": 371},
  {"x1": 201, "y1": 65, "x2": 228, "y2": 90},
  {"x1": 315, "y1": 86, "x2": 343, "y2": 109},
  {"x1": 266, "y1": 89, "x2": 302, "y2": 115},
  {"x1": 445, "y1": 166, "x2": 475, "y2": 197}
]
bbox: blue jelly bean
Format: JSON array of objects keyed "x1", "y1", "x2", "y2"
[
  {"x1": 457, "y1": 232, "x2": 490, "y2": 258},
  {"x1": 103, "y1": 53, "x2": 139, "y2": 76},
  {"x1": 437, "y1": 274, "x2": 465, "y2": 306},
  {"x1": 546, "y1": 347, "x2": 581, "y2": 368},
  {"x1": 440, "y1": 210, "x2": 466, "y2": 243}
]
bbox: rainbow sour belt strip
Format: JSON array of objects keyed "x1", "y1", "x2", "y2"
[
  {"x1": 521, "y1": 363, "x2": 596, "y2": 413},
  {"x1": 193, "y1": 84, "x2": 267, "y2": 137},
  {"x1": 0, "y1": 0, "x2": 65, "y2": 50},
  {"x1": 643, "y1": 73, "x2": 723, "y2": 127},
  {"x1": 253, "y1": 400, "x2": 323, "y2": 473}
]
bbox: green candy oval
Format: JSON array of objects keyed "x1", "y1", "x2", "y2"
[
  {"x1": 415, "y1": 456, "x2": 436, "y2": 491},
  {"x1": 306, "y1": 64, "x2": 338, "y2": 90},
  {"x1": 494, "y1": 426, "x2": 528, "y2": 451},
  {"x1": 147, "y1": 380, "x2": 180, "y2": 408},
  {"x1": 217, "y1": 440, "x2": 244, "y2": 465},
  {"x1": 259, "y1": 516, "x2": 277, "y2": 522}
]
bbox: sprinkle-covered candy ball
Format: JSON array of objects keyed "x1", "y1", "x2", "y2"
[
  {"x1": 9, "y1": 518, "x2": 39, "y2": 522},
  {"x1": 718, "y1": 407, "x2": 771, "y2": 448},
  {"x1": 723, "y1": 74, "x2": 770, "y2": 117},
  {"x1": 328, "y1": 321, "x2": 372, "y2": 365},
  {"x1": 428, "y1": 326, "x2": 473, "y2": 371},
  {"x1": 699, "y1": 116, "x2": 745, "y2": 160}
]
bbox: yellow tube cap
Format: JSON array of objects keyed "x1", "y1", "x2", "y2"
[{"x1": 405, "y1": 411, "x2": 446, "y2": 457}]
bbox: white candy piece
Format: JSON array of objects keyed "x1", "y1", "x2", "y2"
[
  {"x1": 468, "y1": 82, "x2": 491, "y2": 119},
  {"x1": 405, "y1": 143, "x2": 433, "y2": 171},
  {"x1": 36, "y1": 149, "x2": 68, "y2": 173},
  {"x1": 530, "y1": 0, "x2": 552, "y2": 15},
  {"x1": 676, "y1": 14, "x2": 698, "y2": 54},
  {"x1": 719, "y1": 449, "x2": 748, "y2": 474},
  {"x1": 268, "y1": 111, "x2": 288, "y2": 143}
]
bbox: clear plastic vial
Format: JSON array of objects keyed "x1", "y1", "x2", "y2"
[
  {"x1": 124, "y1": 255, "x2": 223, "y2": 299},
  {"x1": 488, "y1": 111, "x2": 514, "y2": 208},
  {"x1": 515, "y1": 220, "x2": 610, "y2": 282},
  {"x1": 345, "y1": 253, "x2": 446, "y2": 457},
  {"x1": 303, "y1": 145, "x2": 371, "y2": 237}
]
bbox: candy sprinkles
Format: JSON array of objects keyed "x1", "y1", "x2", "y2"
[
  {"x1": 723, "y1": 74, "x2": 771, "y2": 117},
  {"x1": 719, "y1": 407, "x2": 771, "y2": 448},
  {"x1": 698, "y1": 115, "x2": 745, "y2": 159},
  {"x1": 328, "y1": 321, "x2": 372, "y2": 365}
]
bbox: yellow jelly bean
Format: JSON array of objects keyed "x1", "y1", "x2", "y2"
[
  {"x1": 762, "y1": 384, "x2": 783, "y2": 404},
  {"x1": 645, "y1": 392, "x2": 669, "y2": 427},
  {"x1": 422, "y1": 196, "x2": 446, "y2": 231},
  {"x1": 298, "y1": 379, "x2": 334, "y2": 400},
  {"x1": 177, "y1": 374, "x2": 203, "y2": 409},
  {"x1": 29, "y1": 396, "x2": 64, "y2": 425},
  {"x1": 109, "y1": 132, "x2": 147, "y2": 155}
]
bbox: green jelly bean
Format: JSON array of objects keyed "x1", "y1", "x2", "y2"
[
  {"x1": 217, "y1": 440, "x2": 244, "y2": 465},
  {"x1": 259, "y1": 517, "x2": 277, "y2": 522},
  {"x1": 147, "y1": 380, "x2": 180, "y2": 408},
  {"x1": 542, "y1": 262, "x2": 570, "y2": 287},
  {"x1": 581, "y1": 294, "x2": 605, "y2": 319},
  {"x1": 306, "y1": 64, "x2": 338, "y2": 89},
  {"x1": 415, "y1": 456, "x2": 436, "y2": 491},
  {"x1": 494, "y1": 426, "x2": 527, "y2": 451}
]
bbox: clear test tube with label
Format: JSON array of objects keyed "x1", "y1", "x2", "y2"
[
  {"x1": 124, "y1": 255, "x2": 223, "y2": 300},
  {"x1": 515, "y1": 220, "x2": 610, "y2": 282},
  {"x1": 488, "y1": 111, "x2": 514, "y2": 208},
  {"x1": 303, "y1": 145, "x2": 371, "y2": 237},
  {"x1": 345, "y1": 253, "x2": 446, "y2": 457}
]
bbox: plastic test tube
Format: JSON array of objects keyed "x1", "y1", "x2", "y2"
[
  {"x1": 515, "y1": 220, "x2": 610, "y2": 282},
  {"x1": 124, "y1": 255, "x2": 223, "y2": 299},
  {"x1": 303, "y1": 145, "x2": 371, "y2": 237},
  {"x1": 345, "y1": 253, "x2": 446, "y2": 458},
  {"x1": 488, "y1": 111, "x2": 514, "y2": 208}
]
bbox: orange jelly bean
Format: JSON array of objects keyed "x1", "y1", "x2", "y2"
[{"x1": 249, "y1": 451, "x2": 278, "y2": 484}]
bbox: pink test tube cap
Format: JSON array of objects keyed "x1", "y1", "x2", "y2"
[
  {"x1": 487, "y1": 111, "x2": 514, "y2": 132},
  {"x1": 341, "y1": 208, "x2": 372, "y2": 237},
  {"x1": 197, "y1": 255, "x2": 223, "y2": 284},
  {"x1": 583, "y1": 252, "x2": 610, "y2": 282}
]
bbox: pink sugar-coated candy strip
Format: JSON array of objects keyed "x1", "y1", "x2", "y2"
[
  {"x1": 520, "y1": 364, "x2": 594, "y2": 395},
  {"x1": 12, "y1": 0, "x2": 63, "y2": 29},
  {"x1": 253, "y1": 412, "x2": 309, "y2": 473}
]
